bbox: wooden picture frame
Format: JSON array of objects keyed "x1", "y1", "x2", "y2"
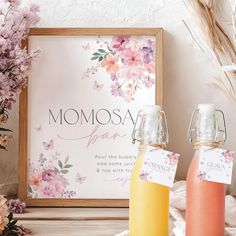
[{"x1": 18, "y1": 28, "x2": 163, "y2": 207}]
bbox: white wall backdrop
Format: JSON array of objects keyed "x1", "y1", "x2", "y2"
[{"x1": 1, "y1": 0, "x2": 236, "y2": 194}]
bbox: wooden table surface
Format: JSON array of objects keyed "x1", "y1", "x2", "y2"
[{"x1": 15, "y1": 208, "x2": 129, "y2": 236}]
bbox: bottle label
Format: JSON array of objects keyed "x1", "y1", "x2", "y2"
[
  {"x1": 199, "y1": 147, "x2": 235, "y2": 184},
  {"x1": 140, "y1": 146, "x2": 180, "y2": 187}
]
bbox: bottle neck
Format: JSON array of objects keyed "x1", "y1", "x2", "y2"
[
  {"x1": 193, "y1": 140, "x2": 220, "y2": 150},
  {"x1": 140, "y1": 142, "x2": 165, "y2": 149},
  {"x1": 138, "y1": 143, "x2": 164, "y2": 157}
]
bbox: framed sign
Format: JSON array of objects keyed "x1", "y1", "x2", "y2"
[{"x1": 19, "y1": 28, "x2": 163, "y2": 206}]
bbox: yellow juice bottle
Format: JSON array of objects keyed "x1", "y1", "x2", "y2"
[{"x1": 129, "y1": 105, "x2": 169, "y2": 236}]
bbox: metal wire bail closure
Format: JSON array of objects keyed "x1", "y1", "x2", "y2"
[
  {"x1": 215, "y1": 109, "x2": 227, "y2": 144},
  {"x1": 131, "y1": 107, "x2": 169, "y2": 147},
  {"x1": 187, "y1": 106, "x2": 227, "y2": 146},
  {"x1": 132, "y1": 110, "x2": 142, "y2": 144}
]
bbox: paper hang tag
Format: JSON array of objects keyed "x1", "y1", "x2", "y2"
[
  {"x1": 140, "y1": 146, "x2": 180, "y2": 187},
  {"x1": 198, "y1": 147, "x2": 235, "y2": 184}
]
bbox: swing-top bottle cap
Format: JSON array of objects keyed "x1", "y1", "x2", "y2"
[
  {"x1": 198, "y1": 104, "x2": 216, "y2": 114},
  {"x1": 132, "y1": 105, "x2": 168, "y2": 146},
  {"x1": 142, "y1": 105, "x2": 161, "y2": 115},
  {"x1": 188, "y1": 103, "x2": 227, "y2": 146}
]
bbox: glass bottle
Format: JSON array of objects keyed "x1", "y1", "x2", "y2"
[
  {"x1": 186, "y1": 104, "x2": 226, "y2": 236},
  {"x1": 129, "y1": 105, "x2": 169, "y2": 236}
]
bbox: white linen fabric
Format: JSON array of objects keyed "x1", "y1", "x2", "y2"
[{"x1": 116, "y1": 181, "x2": 236, "y2": 236}]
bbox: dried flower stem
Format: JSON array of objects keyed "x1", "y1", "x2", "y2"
[
  {"x1": 186, "y1": 0, "x2": 236, "y2": 101},
  {"x1": 213, "y1": 48, "x2": 236, "y2": 99}
]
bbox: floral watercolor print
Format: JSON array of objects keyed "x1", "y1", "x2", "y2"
[
  {"x1": 81, "y1": 35, "x2": 156, "y2": 103},
  {"x1": 199, "y1": 148, "x2": 234, "y2": 184},
  {"x1": 222, "y1": 150, "x2": 235, "y2": 164},
  {"x1": 167, "y1": 152, "x2": 179, "y2": 167},
  {"x1": 197, "y1": 171, "x2": 207, "y2": 180},
  {"x1": 139, "y1": 171, "x2": 150, "y2": 181},
  {"x1": 28, "y1": 137, "x2": 86, "y2": 198}
]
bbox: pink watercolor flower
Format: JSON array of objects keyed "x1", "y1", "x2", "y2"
[
  {"x1": 198, "y1": 171, "x2": 207, "y2": 180},
  {"x1": 223, "y1": 150, "x2": 234, "y2": 163},
  {"x1": 123, "y1": 84, "x2": 135, "y2": 103},
  {"x1": 110, "y1": 36, "x2": 129, "y2": 52},
  {"x1": 101, "y1": 55, "x2": 119, "y2": 73},
  {"x1": 111, "y1": 82, "x2": 122, "y2": 97},
  {"x1": 140, "y1": 171, "x2": 149, "y2": 180},
  {"x1": 168, "y1": 153, "x2": 179, "y2": 166},
  {"x1": 42, "y1": 169, "x2": 55, "y2": 182},
  {"x1": 122, "y1": 49, "x2": 143, "y2": 66},
  {"x1": 143, "y1": 76, "x2": 155, "y2": 88},
  {"x1": 110, "y1": 73, "x2": 118, "y2": 81},
  {"x1": 121, "y1": 65, "x2": 144, "y2": 81},
  {"x1": 55, "y1": 175, "x2": 69, "y2": 188},
  {"x1": 37, "y1": 181, "x2": 62, "y2": 198},
  {"x1": 29, "y1": 174, "x2": 42, "y2": 190},
  {"x1": 145, "y1": 63, "x2": 155, "y2": 74},
  {"x1": 7, "y1": 0, "x2": 21, "y2": 7}
]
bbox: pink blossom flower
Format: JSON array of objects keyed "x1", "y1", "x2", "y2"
[
  {"x1": 8, "y1": 199, "x2": 26, "y2": 214},
  {"x1": 55, "y1": 175, "x2": 69, "y2": 188},
  {"x1": 111, "y1": 82, "x2": 122, "y2": 97},
  {"x1": 123, "y1": 84, "x2": 135, "y2": 103},
  {"x1": 0, "y1": 38, "x2": 6, "y2": 48},
  {"x1": 37, "y1": 181, "x2": 62, "y2": 198},
  {"x1": 143, "y1": 76, "x2": 155, "y2": 88},
  {"x1": 168, "y1": 153, "x2": 179, "y2": 166},
  {"x1": 145, "y1": 63, "x2": 155, "y2": 74},
  {"x1": 0, "y1": 0, "x2": 40, "y2": 151},
  {"x1": 122, "y1": 49, "x2": 143, "y2": 66},
  {"x1": 140, "y1": 171, "x2": 149, "y2": 180},
  {"x1": 110, "y1": 36, "x2": 129, "y2": 52},
  {"x1": 42, "y1": 169, "x2": 55, "y2": 182},
  {"x1": 110, "y1": 73, "x2": 118, "y2": 81},
  {"x1": 29, "y1": 174, "x2": 42, "y2": 190},
  {"x1": 5, "y1": 0, "x2": 21, "y2": 7},
  {"x1": 121, "y1": 65, "x2": 144, "y2": 81},
  {"x1": 101, "y1": 55, "x2": 120, "y2": 73},
  {"x1": 0, "y1": 1, "x2": 40, "y2": 112},
  {"x1": 223, "y1": 150, "x2": 234, "y2": 163},
  {"x1": 37, "y1": 174, "x2": 68, "y2": 198}
]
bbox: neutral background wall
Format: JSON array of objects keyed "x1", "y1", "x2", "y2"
[{"x1": 1, "y1": 0, "x2": 236, "y2": 194}]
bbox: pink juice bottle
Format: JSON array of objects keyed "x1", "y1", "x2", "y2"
[{"x1": 186, "y1": 104, "x2": 227, "y2": 236}]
